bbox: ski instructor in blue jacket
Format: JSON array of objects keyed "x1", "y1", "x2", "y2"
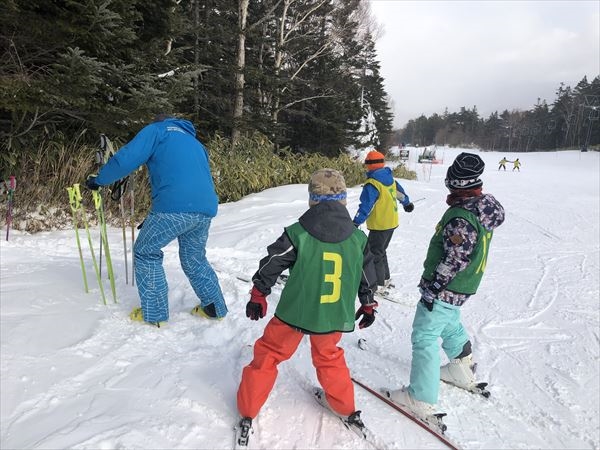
[{"x1": 86, "y1": 115, "x2": 228, "y2": 326}]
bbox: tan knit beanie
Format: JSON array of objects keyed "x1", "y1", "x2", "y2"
[{"x1": 308, "y1": 169, "x2": 347, "y2": 206}]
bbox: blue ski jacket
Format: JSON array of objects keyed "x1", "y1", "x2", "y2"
[
  {"x1": 353, "y1": 167, "x2": 410, "y2": 226},
  {"x1": 95, "y1": 118, "x2": 218, "y2": 216}
]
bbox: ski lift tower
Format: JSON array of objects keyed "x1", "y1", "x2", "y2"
[{"x1": 581, "y1": 95, "x2": 599, "y2": 152}]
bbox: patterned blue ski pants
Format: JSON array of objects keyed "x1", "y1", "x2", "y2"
[
  {"x1": 408, "y1": 300, "x2": 469, "y2": 404},
  {"x1": 133, "y1": 212, "x2": 228, "y2": 322}
]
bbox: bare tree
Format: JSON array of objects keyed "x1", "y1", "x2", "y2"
[
  {"x1": 231, "y1": 0, "x2": 283, "y2": 146},
  {"x1": 192, "y1": 0, "x2": 201, "y2": 117},
  {"x1": 271, "y1": 0, "x2": 331, "y2": 126}
]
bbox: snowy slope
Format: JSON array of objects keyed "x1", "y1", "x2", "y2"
[{"x1": 1, "y1": 147, "x2": 599, "y2": 449}]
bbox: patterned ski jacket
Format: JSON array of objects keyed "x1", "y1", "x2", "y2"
[
  {"x1": 95, "y1": 118, "x2": 218, "y2": 216},
  {"x1": 419, "y1": 193, "x2": 505, "y2": 306},
  {"x1": 252, "y1": 201, "x2": 377, "y2": 334},
  {"x1": 353, "y1": 167, "x2": 411, "y2": 230}
]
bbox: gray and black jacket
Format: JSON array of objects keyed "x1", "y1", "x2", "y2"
[{"x1": 252, "y1": 201, "x2": 377, "y2": 306}]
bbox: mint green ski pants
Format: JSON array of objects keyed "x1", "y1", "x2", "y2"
[{"x1": 407, "y1": 300, "x2": 469, "y2": 405}]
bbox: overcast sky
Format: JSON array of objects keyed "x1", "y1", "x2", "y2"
[{"x1": 369, "y1": 0, "x2": 600, "y2": 129}]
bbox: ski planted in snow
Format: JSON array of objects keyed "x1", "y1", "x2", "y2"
[
  {"x1": 351, "y1": 377, "x2": 461, "y2": 450},
  {"x1": 234, "y1": 273, "x2": 288, "y2": 286}
]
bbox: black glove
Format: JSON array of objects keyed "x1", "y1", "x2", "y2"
[
  {"x1": 403, "y1": 202, "x2": 414, "y2": 213},
  {"x1": 246, "y1": 286, "x2": 268, "y2": 320},
  {"x1": 420, "y1": 296, "x2": 434, "y2": 311},
  {"x1": 355, "y1": 301, "x2": 378, "y2": 329},
  {"x1": 85, "y1": 175, "x2": 100, "y2": 191},
  {"x1": 419, "y1": 282, "x2": 441, "y2": 312}
]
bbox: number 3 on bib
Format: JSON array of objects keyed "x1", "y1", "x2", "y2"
[{"x1": 320, "y1": 252, "x2": 342, "y2": 304}]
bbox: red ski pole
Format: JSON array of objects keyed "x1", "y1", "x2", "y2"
[{"x1": 5, "y1": 176, "x2": 16, "y2": 241}]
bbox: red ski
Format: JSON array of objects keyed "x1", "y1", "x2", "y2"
[{"x1": 351, "y1": 377, "x2": 461, "y2": 450}]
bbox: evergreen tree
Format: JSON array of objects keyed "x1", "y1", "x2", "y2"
[
  {"x1": 0, "y1": 0, "x2": 178, "y2": 150},
  {"x1": 282, "y1": 0, "x2": 366, "y2": 155},
  {"x1": 359, "y1": 35, "x2": 393, "y2": 149},
  {"x1": 1, "y1": 1, "x2": 396, "y2": 157},
  {"x1": 396, "y1": 75, "x2": 598, "y2": 151}
]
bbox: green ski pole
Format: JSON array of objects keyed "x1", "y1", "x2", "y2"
[
  {"x1": 67, "y1": 186, "x2": 89, "y2": 293},
  {"x1": 74, "y1": 184, "x2": 107, "y2": 305},
  {"x1": 92, "y1": 190, "x2": 117, "y2": 303}
]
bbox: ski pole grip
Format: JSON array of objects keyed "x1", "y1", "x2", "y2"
[
  {"x1": 73, "y1": 184, "x2": 83, "y2": 208},
  {"x1": 92, "y1": 190, "x2": 102, "y2": 209},
  {"x1": 67, "y1": 186, "x2": 76, "y2": 210},
  {"x1": 73, "y1": 183, "x2": 82, "y2": 201},
  {"x1": 67, "y1": 185, "x2": 82, "y2": 210}
]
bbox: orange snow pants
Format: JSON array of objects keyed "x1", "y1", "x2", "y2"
[{"x1": 237, "y1": 316, "x2": 355, "y2": 419}]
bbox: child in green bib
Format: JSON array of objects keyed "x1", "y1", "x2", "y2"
[
  {"x1": 236, "y1": 169, "x2": 378, "y2": 439},
  {"x1": 386, "y1": 153, "x2": 505, "y2": 433}
]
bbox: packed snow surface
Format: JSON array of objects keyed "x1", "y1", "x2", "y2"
[{"x1": 1, "y1": 147, "x2": 599, "y2": 449}]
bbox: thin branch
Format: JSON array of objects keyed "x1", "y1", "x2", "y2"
[
  {"x1": 277, "y1": 94, "x2": 336, "y2": 113},
  {"x1": 283, "y1": 0, "x2": 328, "y2": 42},
  {"x1": 248, "y1": 0, "x2": 285, "y2": 31},
  {"x1": 281, "y1": 41, "x2": 332, "y2": 94},
  {"x1": 12, "y1": 108, "x2": 40, "y2": 138}
]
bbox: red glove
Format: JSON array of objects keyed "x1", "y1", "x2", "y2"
[
  {"x1": 246, "y1": 286, "x2": 267, "y2": 320},
  {"x1": 355, "y1": 301, "x2": 378, "y2": 329}
]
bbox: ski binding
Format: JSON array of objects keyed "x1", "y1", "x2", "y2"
[
  {"x1": 313, "y1": 388, "x2": 369, "y2": 440},
  {"x1": 234, "y1": 417, "x2": 253, "y2": 448}
]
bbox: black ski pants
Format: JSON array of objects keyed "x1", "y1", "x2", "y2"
[{"x1": 367, "y1": 228, "x2": 395, "y2": 287}]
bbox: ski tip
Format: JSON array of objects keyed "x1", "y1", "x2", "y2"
[
  {"x1": 235, "y1": 276, "x2": 251, "y2": 282},
  {"x1": 314, "y1": 387, "x2": 326, "y2": 404},
  {"x1": 476, "y1": 382, "x2": 491, "y2": 398}
]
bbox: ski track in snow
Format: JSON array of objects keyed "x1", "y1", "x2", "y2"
[{"x1": 1, "y1": 148, "x2": 599, "y2": 449}]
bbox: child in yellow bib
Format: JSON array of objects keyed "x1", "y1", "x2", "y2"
[{"x1": 353, "y1": 150, "x2": 414, "y2": 293}]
